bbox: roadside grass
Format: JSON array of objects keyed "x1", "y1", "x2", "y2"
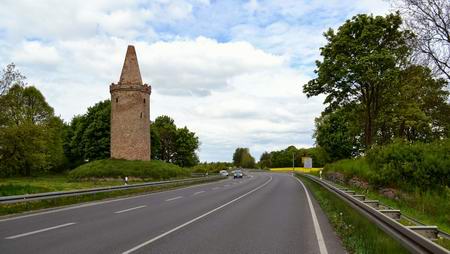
[
  {"x1": 340, "y1": 182, "x2": 450, "y2": 235},
  {"x1": 0, "y1": 175, "x2": 128, "y2": 196},
  {"x1": 270, "y1": 167, "x2": 321, "y2": 173},
  {"x1": 296, "y1": 174, "x2": 409, "y2": 254},
  {"x1": 325, "y1": 158, "x2": 450, "y2": 234},
  {"x1": 0, "y1": 177, "x2": 222, "y2": 216}
]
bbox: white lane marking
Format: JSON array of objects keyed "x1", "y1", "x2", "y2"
[
  {"x1": 0, "y1": 178, "x2": 230, "y2": 223},
  {"x1": 115, "y1": 205, "x2": 147, "y2": 214},
  {"x1": 212, "y1": 187, "x2": 220, "y2": 190},
  {"x1": 165, "y1": 196, "x2": 183, "y2": 202},
  {"x1": 193, "y1": 191, "x2": 205, "y2": 195},
  {"x1": 294, "y1": 176, "x2": 328, "y2": 254},
  {"x1": 224, "y1": 184, "x2": 230, "y2": 187},
  {"x1": 5, "y1": 222, "x2": 76, "y2": 239},
  {"x1": 122, "y1": 176, "x2": 273, "y2": 254}
]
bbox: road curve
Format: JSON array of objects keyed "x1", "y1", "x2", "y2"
[{"x1": 0, "y1": 172, "x2": 345, "y2": 254}]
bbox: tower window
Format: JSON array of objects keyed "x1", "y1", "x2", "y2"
[
  {"x1": 140, "y1": 112, "x2": 143, "y2": 118},
  {"x1": 143, "y1": 98, "x2": 146, "y2": 104},
  {"x1": 116, "y1": 97, "x2": 119, "y2": 103}
]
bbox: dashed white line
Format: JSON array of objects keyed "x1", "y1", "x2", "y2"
[
  {"x1": 294, "y1": 176, "x2": 328, "y2": 254},
  {"x1": 5, "y1": 222, "x2": 76, "y2": 239},
  {"x1": 115, "y1": 205, "x2": 147, "y2": 214},
  {"x1": 224, "y1": 184, "x2": 230, "y2": 187},
  {"x1": 193, "y1": 191, "x2": 205, "y2": 195},
  {"x1": 122, "y1": 176, "x2": 273, "y2": 254},
  {"x1": 212, "y1": 187, "x2": 220, "y2": 190},
  {"x1": 165, "y1": 196, "x2": 183, "y2": 202}
]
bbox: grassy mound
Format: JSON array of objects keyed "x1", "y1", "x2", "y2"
[{"x1": 68, "y1": 159, "x2": 190, "y2": 180}]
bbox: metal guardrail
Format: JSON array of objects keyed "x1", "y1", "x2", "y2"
[
  {"x1": 299, "y1": 173, "x2": 449, "y2": 254},
  {"x1": 0, "y1": 175, "x2": 225, "y2": 204}
]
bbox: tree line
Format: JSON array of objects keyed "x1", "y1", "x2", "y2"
[
  {"x1": 0, "y1": 64, "x2": 200, "y2": 177},
  {"x1": 258, "y1": 146, "x2": 329, "y2": 169}
]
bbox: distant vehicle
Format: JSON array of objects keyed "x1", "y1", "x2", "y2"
[
  {"x1": 219, "y1": 170, "x2": 229, "y2": 177},
  {"x1": 234, "y1": 170, "x2": 243, "y2": 179}
]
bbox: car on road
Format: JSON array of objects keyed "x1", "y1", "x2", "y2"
[
  {"x1": 219, "y1": 170, "x2": 229, "y2": 177},
  {"x1": 233, "y1": 170, "x2": 243, "y2": 178}
]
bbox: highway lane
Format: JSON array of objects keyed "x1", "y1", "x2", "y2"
[{"x1": 0, "y1": 172, "x2": 345, "y2": 254}]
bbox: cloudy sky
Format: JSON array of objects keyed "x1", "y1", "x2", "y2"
[{"x1": 0, "y1": 0, "x2": 391, "y2": 162}]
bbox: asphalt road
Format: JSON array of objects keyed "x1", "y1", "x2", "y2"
[{"x1": 0, "y1": 172, "x2": 345, "y2": 254}]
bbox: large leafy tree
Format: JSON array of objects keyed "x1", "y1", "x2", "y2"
[
  {"x1": 64, "y1": 100, "x2": 110, "y2": 165},
  {"x1": 258, "y1": 152, "x2": 272, "y2": 169},
  {"x1": 232, "y1": 147, "x2": 256, "y2": 168},
  {"x1": 314, "y1": 108, "x2": 361, "y2": 161},
  {"x1": 0, "y1": 85, "x2": 66, "y2": 176},
  {"x1": 304, "y1": 13, "x2": 413, "y2": 148},
  {"x1": 378, "y1": 65, "x2": 450, "y2": 142},
  {"x1": 151, "y1": 115, "x2": 200, "y2": 167},
  {"x1": 151, "y1": 116, "x2": 177, "y2": 162}
]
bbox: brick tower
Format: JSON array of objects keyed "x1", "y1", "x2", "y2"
[{"x1": 110, "y1": 45, "x2": 151, "y2": 160}]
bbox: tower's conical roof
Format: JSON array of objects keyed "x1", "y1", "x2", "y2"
[{"x1": 119, "y1": 45, "x2": 143, "y2": 85}]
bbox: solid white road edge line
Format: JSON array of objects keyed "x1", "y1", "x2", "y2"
[
  {"x1": 0, "y1": 178, "x2": 232, "y2": 223},
  {"x1": 122, "y1": 176, "x2": 273, "y2": 254},
  {"x1": 5, "y1": 222, "x2": 76, "y2": 239},
  {"x1": 165, "y1": 196, "x2": 183, "y2": 202},
  {"x1": 115, "y1": 205, "x2": 147, "y2": 214},
  {"x1": 193, "y1": 191, "x2": 205, "y2": 195},
  {"x1": 294, "y1": 176, "x2": 329, "y2": 254}
]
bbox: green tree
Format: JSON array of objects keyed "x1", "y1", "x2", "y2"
[
  {"x1": 0, "y1": 85, "x2": 66, "y2": 176},
  {"x1": 151, "y1": 115, "x2": 200, "y2": 167},
  {"x1": 232, "y1": 147, "x2": 256, "y2": 168},
  {"x1": 174, "y1": 127, "x2": 200, "y2": 167},
  {"x1": 304, "y1": 13, "x2": 413, "y2": 148},
  {"x1": 378, "y1": 65, "x2": 450, "y2": 143},
  {"x1": 258, "y1": 152, "x2": 272, "y2": 169},
  {"x1": 314, "y1": 108, "x2": 361, "y2": 161},
  {"x1": 64, "y1": 100, "x2": 110, "y2": 164},
  {"x1": 151, "y1": 116, "x2": 177, "y2": 162}
]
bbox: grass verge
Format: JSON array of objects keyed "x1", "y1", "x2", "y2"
[
  {"x1": 0, "y1": 177, "x2": 222, "y2": 216},
  {"x1": 0, "y1": 175, "x2": 129, "y2": 196},
  {"x1": 296, "y1": 173, "x2": 409, "y2": 254}
]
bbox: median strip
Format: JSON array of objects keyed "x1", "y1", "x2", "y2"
[{"x1": 5, "y1": 222, "x2": 76, "y2": 239}]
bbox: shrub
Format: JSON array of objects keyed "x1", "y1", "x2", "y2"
[
  {"x1": 367, "y1": 140, "x2": 450, "y2": 190},
  {"x1": 68, "y1": 159, "x2": 190, "y2": 180}
]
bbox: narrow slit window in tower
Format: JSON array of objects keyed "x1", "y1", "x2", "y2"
[
  {"x1": 140, "y1": 112, "x2": 143, "y2": 118},
  {"x1": 143, "y1": 98, "x2": 146, "y2": 104},
  {"x1": 116, "y1": 97, "x2": 119, "y2": 103}
]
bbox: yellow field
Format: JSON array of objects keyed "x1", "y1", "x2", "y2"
[{"x1": 270, "y1": 167, "x2": 322, "y2": 173}]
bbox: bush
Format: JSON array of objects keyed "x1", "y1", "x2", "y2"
[
  {"x1": 324, "y1": 158, "x2": 372, "y2": 181},
  {"x1": 367, "y1": 140, "x2": 450, "y2": 190},
  {"x1": 325, "y1": 139, "x2": 450, "y2": 190},
  {"x1": 68, "y1": 159, "x2": 190, "y2": 180}
]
